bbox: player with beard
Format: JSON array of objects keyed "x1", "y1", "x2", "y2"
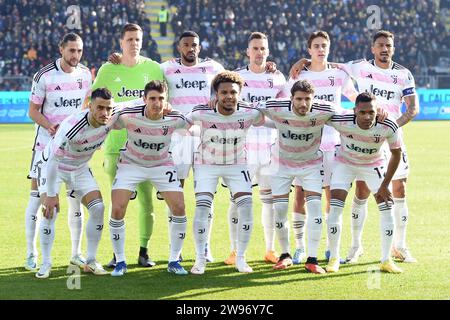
[
  {"x1": 94, "y1": 23, "x2": 164, "y2": 269},
  {"x1": 25, "y1": 33, "x2": 91, "y2": 272},
  {"x1": 290, "y1": 30, "x2": 418, "y2": 264}
]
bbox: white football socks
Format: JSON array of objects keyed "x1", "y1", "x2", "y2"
[{"x1": 25, "y1": 190, "x2": 41, "y2": 257}]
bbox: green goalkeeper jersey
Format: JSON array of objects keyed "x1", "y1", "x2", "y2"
[{"x1": 92, "y1": 56, "x2": 163, "y2": 154}]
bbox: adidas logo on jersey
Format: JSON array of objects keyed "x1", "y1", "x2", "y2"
[
  {"x1": 114, "y1": 77, "x2": 121, "y2": 82},
  {"x1": 55, "y1": 85, "x2": 61, "y2": 90},
  {"x1": 366, "y1": 73, "x2": 373, "y2": 78},
  {"x1": 175, "y1": 69, "x2": 181, "y2": 74},
  {"x1": 282, "y1": 120, "x2": 289, "y2": 125},
  {"x1": 81, "y1": 139, "x2": 88, "y2": 144},
  {"x1": 134, "y1": 128, "x2": 141, "y2": 133},
  {"x1": 210, "y1": 124, "x2": 217, "y2": 129}
]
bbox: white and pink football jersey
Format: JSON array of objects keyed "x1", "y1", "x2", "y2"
[
  {"x1": 236, "y1": 66, "x2": 287, "y2": 103},
  {"x1": 114, "y1": 105, "x2": 190, "y2": 168},
  {"x1": 30, "y1": 58, "x2": 92, "y2": 151},
  {"x1": 343, "y1": 59, "x2": 416, "y2": 120},
  {"x1": 43, "y1": 109, "x2": 113, "y2": 172},
  {"x1": 236, "y1": 65, "x2": 287, "y2": 158},
  {"x1": 329, "y1": 114, "x2": 402, "y2": 167},
  {"x1": 187, "y1": 101, "x2": 265, "y2": 165},
  {"x1": 160, "y1": 58, "x2": 224, "y2": 115},
  {"x1": 284, "y1": 65, "x2": 357, "y2": 152},
  {"x1": 257, "y1": 98, "x2": 336, "y2": 168}
]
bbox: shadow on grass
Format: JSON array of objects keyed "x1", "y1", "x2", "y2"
[{"x1": 0, "y1": 258, "x2": 383, "y2": 300}]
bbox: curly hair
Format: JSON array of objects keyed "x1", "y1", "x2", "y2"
[{"x1": 212, "y1": 71, "x2": 245, "y2": 92}]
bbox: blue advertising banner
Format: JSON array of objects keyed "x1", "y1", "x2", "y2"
[
  {"x1": 341, "y1": 89, "x2": 450, "y2": 120},
  {"x1": 414, "y1": 89, "x2": 450, "y2": 120},
  {"x1": 0, "y1": 90, "x2": 449, "y2": 123},
  {"x1": 0, "y1": 92, "x2": 32, "y2": 123}
]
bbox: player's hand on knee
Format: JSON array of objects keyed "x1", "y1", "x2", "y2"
[
  {"x1": 375, "y1": 185, "x2": 393, "y2": 206},
  {"x1": 43, "y1": 196, "x2": 59, "y2": 219}
]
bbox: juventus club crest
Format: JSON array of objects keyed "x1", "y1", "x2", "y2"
[
  {"x1": 391, "y1": 75, "x2": 398, "y2": 84},
  {"x1": 310, "y1": 117, "x2": 317, "y2": 126},
  {"x1": 373, "y1": 134, "x2": 381, "y2": 143},
  {"x1": 162, "y1": 125, "x2": 169, "y2": 136},
  {"x1": 328, "y1": 76, "x2": 335, "y2": 86},
  {"x1": 267, "y1": 79, "x2": 273, "y2": 88},
  {"x1": 144, "y1": 74, "x2": 149, "y2": 83},
  {"x1": 77, "y1": 78, "x2": 82, "y2": 89},
  {"x1": 238, "y1": 119, "x2": 245, "y2": 129},
  {"x1": 201, "y1": 67, "x2": 206, "y2": 73}
]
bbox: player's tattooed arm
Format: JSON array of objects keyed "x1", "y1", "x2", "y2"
[
  {"x1": 397, "y1": 94, "x2": 419, "y2": 127},
  {"x1": 375, "y1": 147, "x2": 401, "y2": 205},
  {"x1": 108, "y1": 52, "x2": 122, "y2": 64}
]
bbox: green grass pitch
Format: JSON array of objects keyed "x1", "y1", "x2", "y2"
[{"x1": 0, "y1": 121, "x2": 448, "y2": 300}]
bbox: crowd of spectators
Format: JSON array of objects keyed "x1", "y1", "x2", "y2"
[
  {"x1": 169, "y1": 0, "x2": 448, "y2": 84},
  {"x1": 0, "y1": 0, "x2": 448, "y2": 91},
  {"x1": 0, "y1": 0, "x2": 160, "y2": 90}
]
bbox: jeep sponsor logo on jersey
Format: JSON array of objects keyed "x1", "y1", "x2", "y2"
[
  {"x1": 314, "y1": 93, "x2": 335, "y2": 102},
  {"x1": 244, "y1": 92, "x2": 272, "y2": 102},
  {"x1": 54, "y1": 97, "x2": 82, "y2": 108},
  {"x1": 346, "y1": 143, "x2": 377, "y2": 154},
  {"x1": 367, "y1": 84, "x2": 395, "y2": 100},
  {"x1": 281, "y1": 130, "x2": 314, "y2": 141},
  {"x1": 175, "y1": 78, "x2": 207, "y2": 90},
  {"x1": 117, "y1": 86, "x2": 145, "y2": 98},
  {"x1": 76, "y1": 141, "x2": 104, "y2": 153},
  {"x1": 133, "y1": 138, "x2": 165, "y2": 151},
  {"x1": 210, "y1": 135, "x2": 241, "y2": 145}
]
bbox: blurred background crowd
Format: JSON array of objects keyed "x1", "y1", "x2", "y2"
[{"x1": 0, "y1": 0, "x2": 448, "y2": 90}]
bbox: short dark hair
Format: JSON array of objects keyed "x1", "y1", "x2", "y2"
[
  {"x1": 212, "y1": 71, "x2": 244, "y2": 92},
  {"x1": 248, "y1": 32, "x2": 268, "y2": 44},
  {"x1": 121, "y1": 23, "x2": 143, "y2": 39},
  {"x1": 179, "y1": 31, "x2": 199, "y2": 42},
  {"x1": 307, "y1": 31, "x2": 330, "y2": 48},
  {"x1": 290, "y1": 80, "x2": 315, "y2": 96},
  {"x1": 144, "y1": 80, "x2": 168, "y2": 97},
  {"x1": 91, "y1": 87, "x2": 112, "y2": 100},
  {"x1": 355, "y1": 92, "x2": 376, "y2": 106},
  {"x1": 373, "y1": 30, "x2": 394, "y2": 43},
  {"x1": 59, "y1": 33, "x2": 82, "y2": 48}
]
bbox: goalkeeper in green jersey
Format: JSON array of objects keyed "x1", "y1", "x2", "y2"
[{"x1": 92, "y1": 23, "x2": 163, "y2": 268}]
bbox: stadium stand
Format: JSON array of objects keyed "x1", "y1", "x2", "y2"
[
  {"x1": 0, "y1": 0, "x2": 449, "y2": 90},
  {"x1": 168, "y1": 0, "x2": 449, "y2": 88},
  {"x1": 0, "y1": 0, "x2": 160, "y2": 90}
]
